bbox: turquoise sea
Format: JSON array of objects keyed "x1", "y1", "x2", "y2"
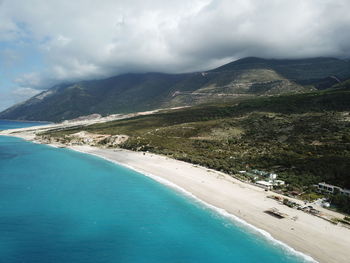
[
  {"x1": 0, "y1": 121, "x2": 312, "y2": 263},
  {"x1": 0, "y1": 120, "x2": 49, "y2": 130}
]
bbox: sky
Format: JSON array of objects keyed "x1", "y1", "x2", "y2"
[{"x1": 0, "y1": 0, "x2": 350, "y2": 111}]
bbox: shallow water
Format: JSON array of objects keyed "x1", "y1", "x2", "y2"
[{"x1": 0, "y1": 122, "x2": 310, "y2": 263}]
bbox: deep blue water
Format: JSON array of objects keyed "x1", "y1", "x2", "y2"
[
  {"x1": 0, "y1": 122, "x2": 311, "y2": 263},
  {"x1": 0, "y1": 120, "x2": 49, "y2": 130}
]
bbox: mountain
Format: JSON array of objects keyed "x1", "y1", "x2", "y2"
[
  {"x1": 212, "y1": 57, "x2": 350, "y2": 86},
  {"x1": 1, "y1": 57, "x2": 350, "y2": 122}
]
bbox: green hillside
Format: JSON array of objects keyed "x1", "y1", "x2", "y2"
[{"x1": 44, "y1": 87, "x2": 350, "y2": 192}]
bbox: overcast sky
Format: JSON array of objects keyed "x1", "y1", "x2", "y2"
[{"x1": 0, "y1": 0, "x2": 350, "y2": 110}]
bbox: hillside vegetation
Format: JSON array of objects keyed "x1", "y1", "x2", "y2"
[{"x1": 44, "y1": 87, "x2": 350, "y2": 192}]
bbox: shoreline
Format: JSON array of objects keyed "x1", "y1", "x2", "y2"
[
  {"x1": 2, "y1": 132, "x2": 350, "y2": 263},
  {"x1": 68, "y1": 145, "x2": 317, "y2": 263},
  {"x1": 67, "y1": 145, "x2": 350, "y2": 263},
  {"x1": 0, "y1": 119, "x2": 52, "y2": 124}
]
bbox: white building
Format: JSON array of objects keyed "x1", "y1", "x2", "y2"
[
  {"x1": 273, "y1": 180, "x2": 285, "y2": 186},
  {"x1": 317, "y1": 182, "x2": 350, "y2": 196},
  {"x1": 269, "y1": 173, "x2": 277, "y2": 180},
  {"x1": 341, "y1": 188, "x2": 350, "y2": 197},
  {"x1": 256, "y1": 180, "x2": 273, "y2": 190}
]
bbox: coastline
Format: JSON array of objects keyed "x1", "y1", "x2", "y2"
[
  {"x1": 2, "y1": 131, "x2": 350, "y2": 263},
  {"x1": 68, "y1": 145, "x2": 318, "y2": 263},
  {"x1": 67, "y1": 145, "x2": 350, "y2": 263}
]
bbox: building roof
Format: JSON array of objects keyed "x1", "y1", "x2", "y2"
[
  {"x1": 318, "y1": 182, "x2": 340, "y2": 188},
  {"x1": 256, "y1": 180, "x2": 273, "y2": 186},
  {"x1": 318, "y1": 182, "x2": 349, "y2": 191},
  {"x1": 341, "y1": 188, "x2": 350, "y2": 194}
]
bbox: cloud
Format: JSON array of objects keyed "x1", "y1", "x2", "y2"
[
  {"x1": 14, "y1": 72, "x2": 42, "y2": 88},
  {"x1": 12, "y1": 87, "x2": 40, "y2": 99},
  {"x1": 0, "y1": 0, "x2": 349, "y2": 93}
]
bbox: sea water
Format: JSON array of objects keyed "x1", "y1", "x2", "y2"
[
  {"x1": 0, "y1": 122, "x2": 312, "y2": 263},
  {"x1": 0, "y1": 120, "x2": 49, "y2": 130}
]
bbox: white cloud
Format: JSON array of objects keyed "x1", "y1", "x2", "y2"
[
  {"x1": 12, "y1": 87, "x2": 40, "y2": 98},
  {"x1": 0, "y1": 0, "x2": 349, "y2": 91},
  {"x1": 14, "y1": 72, "x2": 42, "y2": 88}
]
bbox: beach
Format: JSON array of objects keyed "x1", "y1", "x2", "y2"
[
  {"x1": 69, "y1": 145, "x2": 350, "y2": 263},
  {"x1": 1, "y1": 125, "x2": 350, "y2": 263}
]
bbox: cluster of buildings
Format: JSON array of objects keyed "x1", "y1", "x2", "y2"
[
  {"x1": 238, "y1": 170, "x2": 350, "y2": 197},
  {"x1": 317, "y1": 182, "x2": 350, "y2": 197},
  {"x1": 239, "y1": 169, "x2": 285, "y2": 190}
]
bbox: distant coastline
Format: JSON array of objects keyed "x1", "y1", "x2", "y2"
[{"x1": 0, "y1": 119, "x2": 52, "y2": 124}]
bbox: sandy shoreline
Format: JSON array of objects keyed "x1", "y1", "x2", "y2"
[
  {"x1": 67, "y1": 145, "x2": 349, "y2": 263},
  {"x1": 1, "y1": 130, "x2": 350, "y2": 263}
]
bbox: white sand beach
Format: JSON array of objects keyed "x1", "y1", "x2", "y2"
[
  {"x1": 68, "y1": 145, "x2": 350, "y2": 263},
  {"x1": 1, "y1": 124, "x2": 350, "y2": 263}
]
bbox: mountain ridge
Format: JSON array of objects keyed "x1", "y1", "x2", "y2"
[{"x1": 1, "y1": 57, "x2": 350, "y2": 122}]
